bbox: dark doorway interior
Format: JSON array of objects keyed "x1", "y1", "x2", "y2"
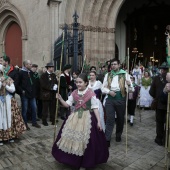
[{"x1": 121, "y1": 0, "x2": 170, "y2": 67}]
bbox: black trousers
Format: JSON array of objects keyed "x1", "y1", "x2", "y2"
[
  {"x1": 37, "y1": 99, "x2": 42, "y2": 118},
  {"x1": 42, "y1": 99, "x2": 56, "y2": 123},
  {"x1": 156, "y1": 109, "x2": 166, "y2": 142},
  {"x1": 105, "y1": 98, "x2": 126, "y2": 141},
  {"x1": 128, "y1": 100, "x2": 136, "y2": 116}
]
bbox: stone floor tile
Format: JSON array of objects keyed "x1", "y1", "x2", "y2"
[
  {"x1": 0, "y1": 164, "x2": 3, "y2": 170},
  {"x1": 0, "y1": 159, "x2": 13, "y2": 168}
]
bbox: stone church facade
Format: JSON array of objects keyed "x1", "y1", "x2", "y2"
[
  {"x1": 0, "y1": 0, "x2": 125, "y2": 68},
  {"x1": 1, "y1": 0, "x2": 169, "y2": 68}
]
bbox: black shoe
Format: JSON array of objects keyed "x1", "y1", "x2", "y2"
[
  {"x1": 116, "y1": 136, "x2": 121, "y2": 142},
  {"x1": 32, "y1": 123, "x2": 41, "y2": 128},
  {"x1": 42, "y1": 121, "x2": 48, "y2": 126},
  {"x1": 107, "y1": 141, "x2": 110, "y2": 147},
  {"x1": 60, "y1": 116, "x2": 66, "y2": 120},
  {"x1": 26, "y1": 124, "x2": 30, "y2": 130},
  {"x1": 155, "y1": 138, "x2": 163, "y2": 146},
  {"x1": 130, "y1": 122, "x2": 133, "y2": 126},
  {"x1": 51, "y1": 120, "x2": 59, "y2": 125}
]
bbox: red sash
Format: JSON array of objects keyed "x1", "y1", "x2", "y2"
[{"x1": 72, "y1": 88, "x2": 95, "y2": 110}]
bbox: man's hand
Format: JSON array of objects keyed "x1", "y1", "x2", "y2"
[
  {"x1": 164, "y1": 83, "x2": 170, "y2": 93},
  {"x1": 69, "y1": 85, "x2": 72, "y2": 90},
  {"x1": 166, "y1": 73, "x2": 170, "y2": 82},
  {"x1": 53, "y1": 84, "x2": 58, "y2": 91},
  {"x1": 126, "y1": 80, "x2": 131, "y2": 86},
  {"x1": 109, "y1": 91, "x2": 116, "y2": 97}
]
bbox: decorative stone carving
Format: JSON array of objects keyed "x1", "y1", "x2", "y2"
[
  {"x1": 59, "y1": 24, "x2": 115, "y2": 33},
  {"x1": 0, "y1": 0, "x2": 7, "y2": 8}
]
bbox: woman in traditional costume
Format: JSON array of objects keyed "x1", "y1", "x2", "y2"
[
  {"x1": 128, "y1": 77, "x2": 140, "y2": 126},
  {"x1": 139, "y1": 71, "x2": 153, "y2": 108},
  {"x1": 88, "y1": 71, "x2": 105, "y2": 131},
  {"x1": 132, "y1": 64, "x2": 142, "y2": 85},
  {"x1": 52, "y1": 73, "x2": 109, "y2": 170},
  {"x1": 0, "y1": 65, "x2": 26, "y2": 145}
]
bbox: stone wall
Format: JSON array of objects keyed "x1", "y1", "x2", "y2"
[{"x1": 0, "y1": 0, "x2": 124, "y2": 68}]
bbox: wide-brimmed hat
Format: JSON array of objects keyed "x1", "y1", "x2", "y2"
[
  {"x1": 159, "y1": 62, "x2": 169, "y2": 69},
  {"x1": 45, "y1": 62, "x2": 54, "y2": 68},
  {"x1": 63, "y1": 64, "x2": 72, "y2": 71}
]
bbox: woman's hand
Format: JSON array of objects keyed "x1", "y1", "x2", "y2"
[{"x1": 97, "y1": 121, "x2": 102, "y2": 131}]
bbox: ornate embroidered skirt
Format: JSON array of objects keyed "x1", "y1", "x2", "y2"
[
  {"x1": 0, "y1": 98, "x2": 26, "y2": 141},
  {"x1": 52, "y1": 111, "x2": 109, "y2": 168}
]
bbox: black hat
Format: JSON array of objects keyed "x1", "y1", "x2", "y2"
[
  {"x1": 63, "y1": 64, "x2": 72, "y2": 71},
  {"x1": 159, "y1": 62, "x2": 169, "y2": 69},
  {"x1": 45, "y1": 62, "x2": 54, "y2": 68},
  {"x1": 32, "y1": 64, "x2": 38, "y2": 67}
]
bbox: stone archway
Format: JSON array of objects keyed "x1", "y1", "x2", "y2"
[
  {"x1": 59, "y1": 0, "x2": 125, "y2": 66},
  {"x1": 0, "y1": 0, "x2": 27, "y2": 65}
]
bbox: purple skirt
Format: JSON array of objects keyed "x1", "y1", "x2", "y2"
[{"x1": 52, "y1": 112, "x2": 109, "y2": 168}]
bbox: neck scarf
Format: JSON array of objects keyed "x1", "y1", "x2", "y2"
[{"x1": 4, "y1": 65, "x2": 10, "y2": 79}]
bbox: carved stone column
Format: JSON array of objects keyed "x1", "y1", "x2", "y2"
[{"x1": 48, "y1": 0, "x2": 62, "y2": 62}]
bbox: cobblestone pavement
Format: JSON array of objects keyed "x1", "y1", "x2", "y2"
[{"x1": 0, "y1": 108, "x2": 166, "y2": 170}]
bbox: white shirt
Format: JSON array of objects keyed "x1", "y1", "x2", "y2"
[
  {"x1": 88, "y1": 80, "x2": 102, "y2": 91},
  {"x1": 101, "y1": 72, "x2": 133, "y2": 94}
]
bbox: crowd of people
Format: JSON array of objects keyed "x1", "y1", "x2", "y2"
[{"x1": 0, "y1": 55, "x2": 170, "y2": 170}]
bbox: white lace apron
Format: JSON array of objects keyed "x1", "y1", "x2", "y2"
[{"x1": 57, "y1": 110, "x2": 92, "y2": 156}]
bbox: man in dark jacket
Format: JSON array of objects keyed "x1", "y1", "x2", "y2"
[
  {"x1": 18, "y1": 60, "x2": 41, "y2": 130},
  {"x1": 149, "y1": 62, "x2": 168, "y2": 146},
  {"x1": 2, "y1": 55, "x2": 19, "y2": 95},
  {"x1": 40, "y1": 62, "x2": 58, "y2": 126},
  {"x1": 31, "y1": 64, "x2": 42, "y2": 119},
  {"x1": 59, "y1": 64, "x2": 72, "y2": 120}
]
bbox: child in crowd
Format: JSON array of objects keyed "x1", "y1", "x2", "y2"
[{"x1": 52, "y1": 73, "x2": 109, "y2": 170}]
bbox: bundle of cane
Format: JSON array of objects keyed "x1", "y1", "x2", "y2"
[
  {"x1": 165, "y1": 26, "x2": 170, "y2": 169},
  {"x1": 53, "y1": 32, "x2": 65, "y2": 142},
  {"x1": 125, "y1": 47, "x2": 130, "y2": 155},
  {"x1": 81, "y1": 54, "x2": 86, "y2": 74}
]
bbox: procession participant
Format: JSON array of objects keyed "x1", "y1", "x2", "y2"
[
  {"x1": 148, "y1": 61, "x2": 153, "y2": 77},
  {"x1": 2, "y1": 55, "x2": 19, "y2": 95},
  {"x1": 0, "y1": 65, "x2": 26, "y2": 145},
  {"x1": 128, "y1": 77, "x2": 140, "y2": 126},
  {"x1": 59, "y1": 64, "x2": 72, "y2": 120},
  {"x1": 138, "y1": 71, "x2": 153, "y2": 109},
  {"x1": 18, "y1": 60, "x2": 41, "y2": 130},
  {"x1": 40, "y1": 62, "x2": 58, "y2": 126},
  {"x1": 31, "y1": 64, "x2": 42, "y2": 119},
  {"x1": 132, "y1": 64, "x2": 142, "y2": 85},
  {"x1": 101, "y1": 58, "x2": 133, "y2": 146},
  {"x1": 149, "y1": 62, "x2": 168, "y2": 146},
  {"x1": 90, "y1": 66, "x2": 96, "y2": 72},
  {"x1": 52, "y1": 73, "x2": 109, "y2": 169},
  {"x1": 139, "y1": 63, "x2": 145, "y2": 74},
  {"x1": 88, "y1": 71, "x2": 105, "y2": 131},
  {"x1": 71, "y1": 70, "x2": 80, "y2": 91}
]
